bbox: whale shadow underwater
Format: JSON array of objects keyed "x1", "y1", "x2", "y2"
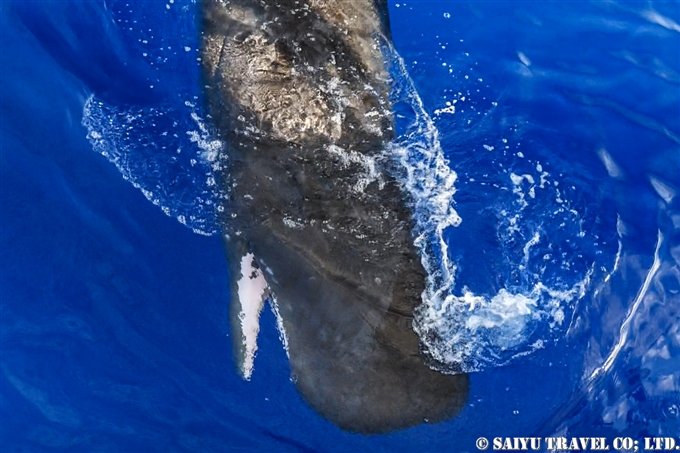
[{"x1": 201, "y1": 0, "x2": 469, "y2": 433}]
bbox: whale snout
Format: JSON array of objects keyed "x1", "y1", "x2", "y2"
[{"x1": 250, "y1": 230, "x2": 469, "y2": 433}]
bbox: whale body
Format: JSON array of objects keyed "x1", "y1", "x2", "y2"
[{"x1": 201, "y1": 0, "x2": 468, "y2": 432}]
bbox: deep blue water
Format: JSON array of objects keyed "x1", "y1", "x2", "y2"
[{"x1": 1, "y1": 1, "x2": 679, "y2": 452}]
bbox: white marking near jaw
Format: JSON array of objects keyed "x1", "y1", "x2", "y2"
[{"x1": 237, "y1": 253, "x2": 269, "y2": 380}]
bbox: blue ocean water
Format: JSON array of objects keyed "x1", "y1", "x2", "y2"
[{"x1": 1, "y1": 0, "x2": 678, "y2": 451}]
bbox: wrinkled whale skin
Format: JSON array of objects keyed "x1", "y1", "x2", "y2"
[{"x1": 201, "y1": 0, "x2": 468, "y2": 433}]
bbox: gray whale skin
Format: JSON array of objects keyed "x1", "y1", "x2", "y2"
[{"x1": 201, "y1": 0, "x2": 468, "y2": 433}]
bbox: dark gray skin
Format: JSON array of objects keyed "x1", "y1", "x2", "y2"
[{"x1": 201, "y1": 0, "x2": 468, "y2": 433}]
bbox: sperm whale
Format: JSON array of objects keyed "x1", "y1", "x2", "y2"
[{"x1": 201, "y1": 0, "x2": 468, "y2": 433}]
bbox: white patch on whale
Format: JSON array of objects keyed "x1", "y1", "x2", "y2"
[{"x1": 236, "y1": 252, "x2": 269, "y2": 380}]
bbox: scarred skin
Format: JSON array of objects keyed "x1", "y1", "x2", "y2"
[{"x1": 201, "y1": 0, "x2": 468, "y2": 433}]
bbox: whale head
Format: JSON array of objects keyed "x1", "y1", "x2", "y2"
[{"x1": 201, "y1": 0, "x2": 469, "y2": 433}]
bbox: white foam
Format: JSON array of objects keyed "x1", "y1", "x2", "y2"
[
  {"x1": 382, "y1": 40, "x2": 461, "y2": 288},
  {"x1": 82, "y1": 94, "x2": 226, "y2": 236},
  {"x1": 522, "y1": 231, "x2": 541, "y2": 267},
  {"x1": 381, "y1": 39, "x2": 601, "y2": 374},
  {"x1": 434, "y1": 103, "x2": 456, "y2": 116},
  {"x1": 510, "y1": 172, "x2": 536, "y2": 207},
  {"x1": 187, "y1": 111, "x2": 224, "y2": 165}
]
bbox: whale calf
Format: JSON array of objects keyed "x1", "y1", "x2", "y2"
[{"x1": 201, "y1": 0, "x2": 468, "y2": 432}]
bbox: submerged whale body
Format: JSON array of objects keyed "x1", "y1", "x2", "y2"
[{"x1": 201, "y1": 0, "x2": 468, "y2": 432}]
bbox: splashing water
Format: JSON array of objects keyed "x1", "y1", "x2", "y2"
[
  {"x1": 381, "y1": 40, "x2": 609, "y2": 373},
  {"x1": 82, "y1": 96, "x2": 227, "y2": 236}
]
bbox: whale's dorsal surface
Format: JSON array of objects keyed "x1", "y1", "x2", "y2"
[{"x1": 201, "y1": 0, "x2": 468, "y2": 432}]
